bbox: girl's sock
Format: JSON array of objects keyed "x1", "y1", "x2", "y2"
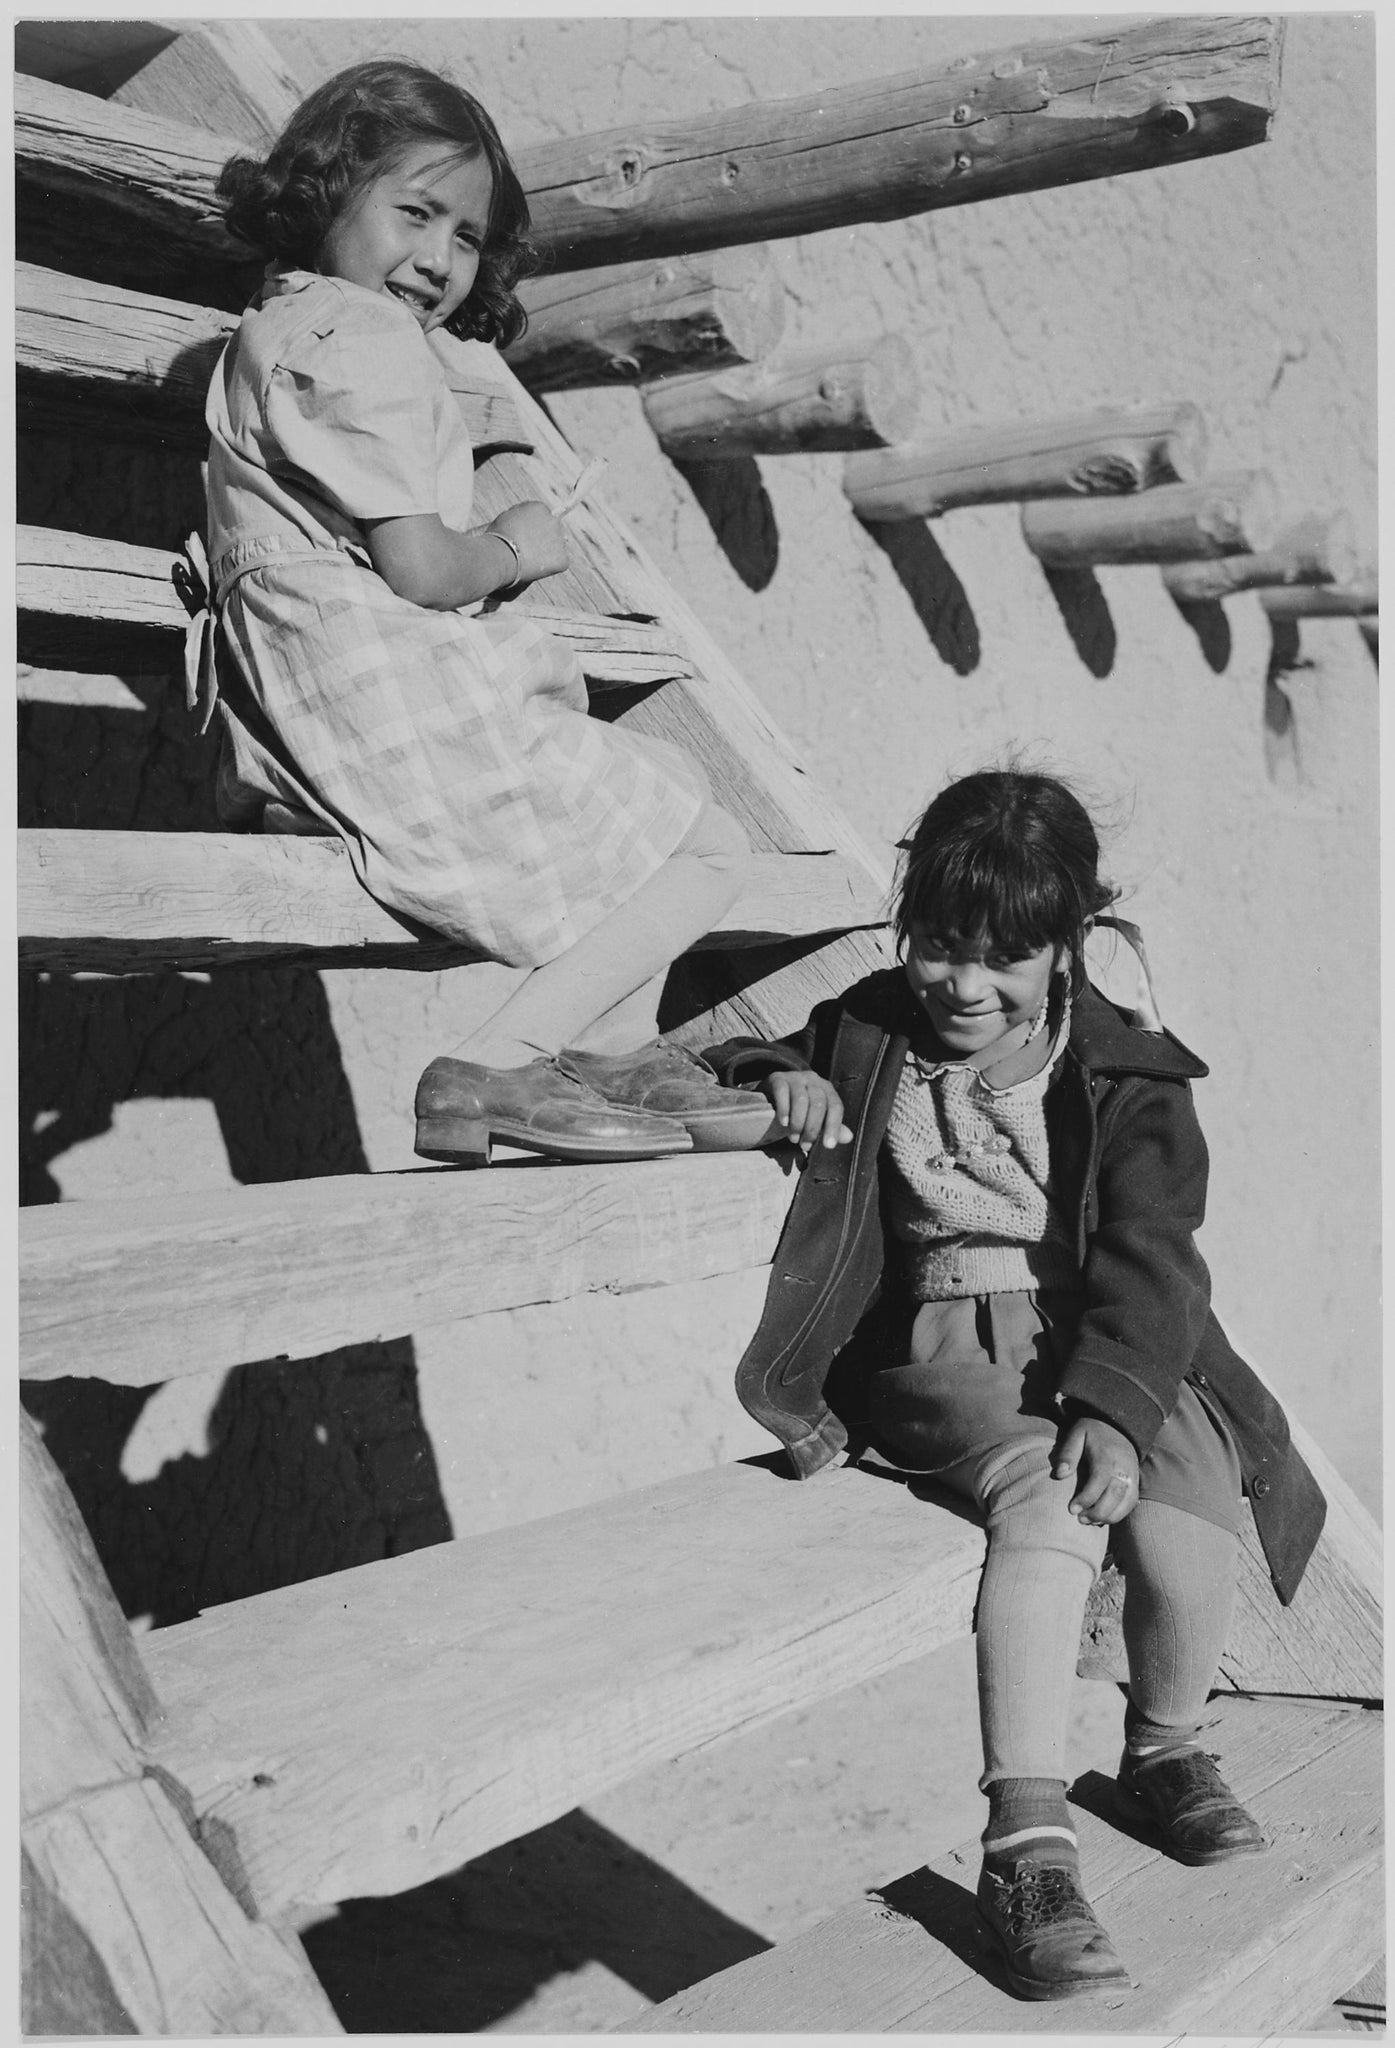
[
  {"x1": 982, "y1": 1777, "x2": 1079, "y2": 1872},
  {"x1": 1123, "y1": 1700, "x2": 1204, "y2": 1764}
]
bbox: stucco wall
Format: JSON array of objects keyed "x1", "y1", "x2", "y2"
[{"x1": 30, "y1": 15, "x2": 1379, "y2": 1543}]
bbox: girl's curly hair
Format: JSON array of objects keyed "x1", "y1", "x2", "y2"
[
  {"x1": 216, "y1": 58, "x2": 535, "y2": 347},
  {"x1": 895, "y1": 769, "x2": 1118, "y2": 995}
]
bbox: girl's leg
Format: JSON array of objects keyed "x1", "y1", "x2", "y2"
[
  {"x1": 1110, "y1": 1500, "x2": 1264, "y2": 1861},
  {"x1": 455, "y1": 802, "x2": 747, "y2": 1068}
]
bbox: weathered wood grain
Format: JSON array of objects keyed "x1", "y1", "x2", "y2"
[
  {"x1": 619, "y1": 1696, "x2": 1383, "y2": 2034},
  {"x1": 15, "y1": 18, "x2": 175, "y2": 91},
  {"x1": 16, "y1": 525, "x2": 691, "y2": 689},
  {"x1": 18, "y1": 21, "x2": 1284, "y2": 287},
  {"x1": 845, "y1": 402, "x2": 1209, "y2": 521},
  {"x1": 642, "y1": 334, "x2": 921, "y2": 458},
  {"x1": 23, "y1": 1778, "x2": 343, "y2": 2034},
  {"x1": 141, "y1": 1460, "x2": 994, "y2": 1911},
  {"x1": 18, "y1": 830, "x2": 884, "y2": 971},
  {"x1": 509, "y1": 245, "x2": 786, "y2": 390},
  {"x1": 1162, "y1": 512, "x2": 1359, "y2": 603},
  {"x1": 1022, "y1": 470, "x2": 1279, "y2": 566},
  {"x1": 16, "y1": 263, "x2": 532, "y2": 452},
  {"x1": 20, "y1": 1409, "x2": 162, "y2": 1819},
  {"x1": 520, "y1": 17, "x2": 1285, "y2": 267},
  {"x1": 20, "y1": 1152, "x2": 798, "y2": 1386},
  {"x1": 111, "y1": 20, "x2": 302, "y2": 147}
]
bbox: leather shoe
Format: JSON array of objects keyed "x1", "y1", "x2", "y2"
[
  {"x1": 1117, "y1": 1746, "x2": 1266, "y2": 1865},
  {"x1": 976, "y1": 1860, "x2": 1132, "y2": 2001},
  {"x1": 414, "y1": 1056, "x2": 693, "y2": 1165},
  {"x1": 556, "y1": 1041, "x2": 781, "y2": 1152}
]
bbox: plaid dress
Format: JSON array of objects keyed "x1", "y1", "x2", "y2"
[{"x1": 204, "y1": 271, "x2": 703, "y2": 967}]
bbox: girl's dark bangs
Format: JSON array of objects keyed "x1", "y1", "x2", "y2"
[{"x1": 905, "y1": 843, "x2": 1073, "y2": 951}]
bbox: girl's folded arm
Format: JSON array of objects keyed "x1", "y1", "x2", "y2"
[{"x1": 364, "y1": 498, "x2": 569, "y2": 609}]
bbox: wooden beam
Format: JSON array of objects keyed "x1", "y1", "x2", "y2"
[
  {"x1": 1022, "y1": 470, "x2": 1279, "y2": 566},
  {"x1": 1259, "y1": 578, "x2": 1378, "y2": 620},
  {"x1": 17, "y1": 21, "x2": 1285, "y2": 293},
  {"x1": 20, "y1": 1153, "x2": 797, "y2": 1388},
  {"x1": 844, "y1": 402, "x2": 1209, "y2": 521},
  {"x1": 18, "y1": 830, "x2": 886, "y2": 971},
  {"x1": 1162, "y1": 513, "x2": 1360, "y2": 603},
  {"x1": 642, "y1": 335, "x2": 920, "y2": 459},
  {"x1": 14, "y1": 19, "x2": 176, "y2": 91},
  {"x1": 618, "y1": 1696, "x2": 1383, "y2": 2035},
  {"x1": 509, "y1": 246, "x2": 786, "y2": 391},
  {"x1": 16, "y1": 264, "x2": 532, "y2": 452},
  {"x1": 110, "y1": 22, "x2": 302, "y2": 148},
  {"x1": 519, "y1": 16, "x2": 1286, "y2": 268},
  {"x1": 140, "y1": 1459, "x2": 996, "y2": 1911},
  {"x1": 20, "y1": 1414, "x2": 340, "y2": 2034},
  {"x1": 16, "y1": 525, "x2": 694, "y2": 689}
]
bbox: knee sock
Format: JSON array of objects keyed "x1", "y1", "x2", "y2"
[
  {"x1": 982, "y1": 1777, "x2": 1078, "y2": 1873},
  {"x1": 1110, "y1": 1498, "x2": 1239, "y2": 1765}
]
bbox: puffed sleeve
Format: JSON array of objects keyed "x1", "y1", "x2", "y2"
[{"x1": 261, "y1": 299, "x2": 448, "y2": 523}]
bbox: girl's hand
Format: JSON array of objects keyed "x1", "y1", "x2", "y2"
[
  {"x1": 1051, "y1": 1415, "x2": 1140, "y2": 1526},
  {"x1": 488, "y1": 501, "x2": 569, "y2": 586},
  {"x1": 760, "y1": 1072, "x2": 853, "y2": 1156}
]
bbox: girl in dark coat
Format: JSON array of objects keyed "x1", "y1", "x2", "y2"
[{"x1": 707, "y1": 769, "x2": 1325, "y2": 2002}]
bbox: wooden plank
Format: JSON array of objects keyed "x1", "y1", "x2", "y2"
[
  {"x1": 16, "y1": 264, "x2": 532, "y2": 451},
  {"x1": 16, "y1": 526, "x2": 692, "y2": 687},
  {"x1": 20, "y1": 1409, "x2": 161, "y2": 1819},
  {"x1": 844, "y1": 403, "x2": 1209, "y2": 521},
  {"x1": 618, "y1": 1695, "x2": 1383, "y2": 2034},
  {"x1": 20, "y1": 1151, "x2": 798, "y2": 1387},
  {"x1": 514, "y1": 17, "x2": 1285, "y2": 267},
  {"x1": 1260, "y1": 579, "x2": 1378, "y2": 620},
  {"x1": 642, "y1": 334, "x2": 921, "y2": 459},
  {"x1": 1022, "y1": 470, "x2": 1279, "y2": 566},
  {"x1": 18, "y1": 830, "x2": 884, "y2": 971},
  {"x1": 23, "y1": 1777, "x2": 342, "y2": 2035},
  {"x1": 508, "y1": 245, "x2": 787, "y2": 391},
  {"x1": 111, "y1": 21, "x2": 302, "y2": 147},
  {"x1": 14, "y1": 19, "x2": 175, "y2": 90},
  {"x1": 18, "y1": 21, "x2": 1284, "y2": 286},
  {"x1": 141, "y1": 1459, "x2": 994, "y2": 1912}
]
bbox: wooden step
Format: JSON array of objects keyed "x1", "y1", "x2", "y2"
[
  {"x1": 16, "y1": 523, "x2": 699, "y2": 689},
  {"x1": 139, "y1": 1459, "x2": 994, "y2": 1915},
  {"x1": 136, "y1": 1451, "x2": 1380, "y2": 1922},
  {"x1": 20, "y1": 1152, "x2": 796, "y2": 1387},
  {"x1": 16, "y1": 262, "x2": 532, "y2": 450},
  {"x1": 618, "y1": 1694, "x2": 1383, "y2": 2034},
  {"x1": 19, "y1": 829, "x2": 885, "y2": 971}
]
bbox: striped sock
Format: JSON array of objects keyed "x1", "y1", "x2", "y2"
[
  {"x1": 1124, "y1": 1701, "x2": 1204, "y2": 1766},
  {"x1": 982, "y1": 1777, "x2": 1078, "y2": 1872}
]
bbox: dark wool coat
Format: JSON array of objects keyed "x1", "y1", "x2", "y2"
[{"x1": 709, "y1": 969, "x2": 1326, "y2": 1606}]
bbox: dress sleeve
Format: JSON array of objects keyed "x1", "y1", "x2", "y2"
[{"x1": 261, "y1": 300, "x2": 450, "y2": 523}]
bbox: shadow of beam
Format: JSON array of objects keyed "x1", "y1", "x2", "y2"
[{"x1": 859, "y1": 517, "x2": 980, "y2": 675}]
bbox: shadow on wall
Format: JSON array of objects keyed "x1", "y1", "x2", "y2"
[
  {"x1": 302, "y1": 1808, "x2": 772, "y2": 2031},
  {"x1": 20, "y1": 688, "x2": 453, "y2": 1625},
  {"x1": 857, "y1": 517, "x2": 981, "y2": 676},
  {"x1": 673, "y1": 454, "x2": 779, "y2": 592}
]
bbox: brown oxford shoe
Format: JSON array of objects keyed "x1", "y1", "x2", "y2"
[
  {"x1": 556, "y1": 1041, "x2": 782, "y2": 1152},
  {"x1": 1116, "y1": 1746, "x2": 1267, "y2": 1866},
  {"x1": 976, "y1": 1860, "x2": 1132, "y2": 2001},
  {"x1": 414, "y1": 1055, "x2": 693, "y2": 1166}
]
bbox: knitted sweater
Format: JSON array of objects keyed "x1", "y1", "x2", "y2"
[{"x1": 885, "y1": 1017, "x2": 1079, "y2": 1300}]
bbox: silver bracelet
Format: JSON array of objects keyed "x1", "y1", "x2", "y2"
[{"x1": 490, "y1": 530, "x2": 523, "y2": 592}]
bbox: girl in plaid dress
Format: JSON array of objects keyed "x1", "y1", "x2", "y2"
[{"x1": 206, "y1": 60, "x2": 775, "y2": 1165}]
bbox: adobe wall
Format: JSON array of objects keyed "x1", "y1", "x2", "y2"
[{"x1": 28, "y1": 16, "x2": 1378, "y2": 1573}]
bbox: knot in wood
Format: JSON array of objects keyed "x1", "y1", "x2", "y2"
[
  {"x1": 1072, "y1": 453, "x2": 1144, "y2": 496},
  {"x1": 1157, "y1": 87, "x2": 1197, "y2": 137},
  {"x1": 604, "y1": 352, "x2": 642, "y2": 380},
  {"x1": 720, "y1": 159, "x2": 741, "y2": 187},
  {"x1": 952, "y1": 151, "x2": 973, "y2": 175},
  {"x1": 952, "y1": 102, "x2": 974, "y2": 125},
  {"x1": 992, "y1": 55, "x2": 1024, "y2": 78},
  {"x1": 617, "y1": 149, "x2": 644, "y2": 187}
]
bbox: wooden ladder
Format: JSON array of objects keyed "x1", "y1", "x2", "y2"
[{"x1": 19, "y1": 20, "x2": 1383, "y2": 2035}]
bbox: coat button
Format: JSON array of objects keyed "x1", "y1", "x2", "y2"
[
  {"x1": 1192, "y1": 1371, "x2": 1208, "y2": 1389},
  {"x1": 1251, "y1": 1474, "x2": 1270, "y2": 1499}
]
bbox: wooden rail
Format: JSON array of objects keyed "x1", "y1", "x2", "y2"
[
  {"x1": 19, "y1": 831, "x2": 886, "y2": 971},
  {"x1": 17, "y1": 21, "x2": 1284, "y2": 290},
  {"x1": 20, "y1": 1153, "x2": 797, "y2": 1387}
]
